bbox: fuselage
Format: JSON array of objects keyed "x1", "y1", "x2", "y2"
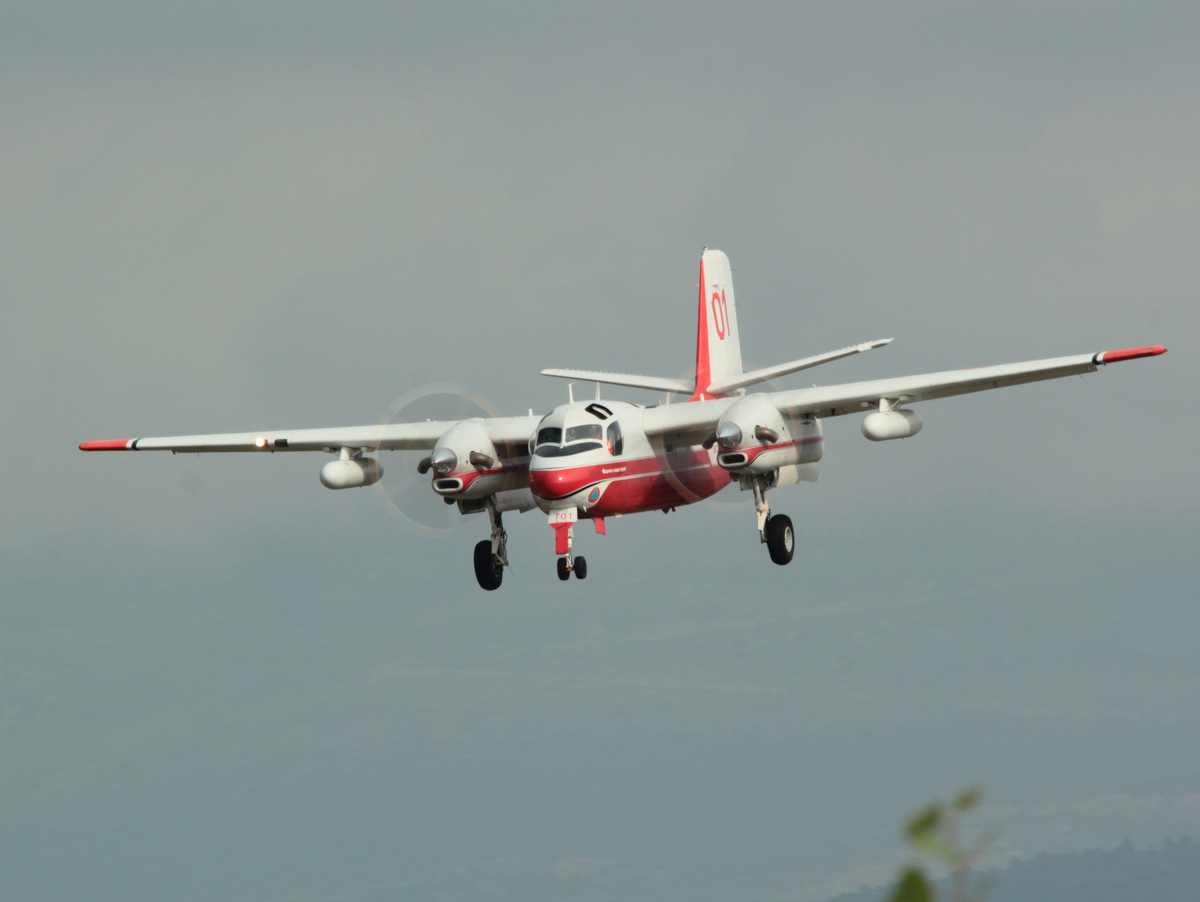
[{"x1": 525, "y1": 399, "x2": 731, "y2": 517}]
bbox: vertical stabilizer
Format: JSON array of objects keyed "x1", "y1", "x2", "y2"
[{"x1": 691, "y1": 248, "x2": 744, "y2": 400}]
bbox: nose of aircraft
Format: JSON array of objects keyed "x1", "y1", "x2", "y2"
[{"x1": 528, "y1": 459, "x2": 590, "y2": 501}]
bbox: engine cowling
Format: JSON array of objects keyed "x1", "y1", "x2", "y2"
[
  {"x1": 428, "y1": 418, "x2": 507, "y2": 499},
  {"x1": 320, "y1": 457, "x2": 383, "y2": 489},
  {"x1": 861, "y1": 409, "x2": 923, "y2": 441},
  {"x1": 714, "y1": 396, "x2": 822, "y2": 474}
]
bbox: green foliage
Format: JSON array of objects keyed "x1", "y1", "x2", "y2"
[
  {"x1": 885, "y1": 867, "x2": 933, "y2": 902},
  {"x1": 886, "y1": 787, "x2": 993, "y2": 902}
]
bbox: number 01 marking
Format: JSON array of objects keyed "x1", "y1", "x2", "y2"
[{"x1": 711, "y1": 289, "x2": 730, "y2": 340}]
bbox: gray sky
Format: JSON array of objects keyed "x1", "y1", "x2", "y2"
[{"x1": 3, "y1": 3, "x2": 1198, "y2": 900}]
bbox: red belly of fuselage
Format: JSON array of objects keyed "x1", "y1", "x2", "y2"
[{"x1": 528, "y1": 448, "x2": 731, "y2": 516}]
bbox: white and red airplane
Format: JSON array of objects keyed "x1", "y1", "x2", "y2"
[{"x1": 82, "y1": 249, "x2": 1165, "y2": 589}]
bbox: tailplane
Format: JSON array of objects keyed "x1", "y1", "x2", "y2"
[{"x1": 541, "y1": 248, "x2": 891, "y2": 399}]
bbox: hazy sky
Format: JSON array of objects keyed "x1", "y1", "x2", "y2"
[{"x1": 3, "y1": 3, "x2": 1198, "y2": 900}]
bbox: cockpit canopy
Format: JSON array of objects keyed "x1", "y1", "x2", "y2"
[{"x1": 532, "y1": 407, "x2": 623, "y2": 458}]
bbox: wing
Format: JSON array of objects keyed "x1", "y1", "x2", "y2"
[
  {"x1": 80, "y1": 415, "x2": 541, "y2": 453},
  {"x1": 640, "y1": 346, "x2": 1166, "y2": 443},
  {"x1": 768, "y1": 346, "x2": 1166, "y2": 419},
  {"x1": 641, "y1": 397, "x2": 738, "y2": 447}
]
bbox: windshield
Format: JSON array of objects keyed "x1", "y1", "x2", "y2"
[
  {"x1": 565, "y1": 423, "x2": 602, "y2": 442},
  {"x1": 536, "y1": 426, "x2": 562, "y2": 446},
  {"x1": 533, "y1": 441, "x2": 604, "y2": 458}
]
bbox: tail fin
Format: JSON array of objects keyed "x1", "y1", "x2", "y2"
[{"x1": 691, "y1": 248, "x2": 744, "y2": 400}]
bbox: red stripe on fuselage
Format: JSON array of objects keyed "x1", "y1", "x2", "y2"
[{"x1": 530, "y1": 450, "x2": 730, "y2": 515}]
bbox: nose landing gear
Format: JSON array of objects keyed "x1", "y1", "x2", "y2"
[
  {"x1": 551, "y1": 512, "x2": 593, "y2": 581},
  {"x1": 556, "y1": 554, "x2": 587, "y2": 580}
]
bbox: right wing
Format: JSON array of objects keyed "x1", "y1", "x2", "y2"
[{"x1": 80, "y1": 415, "x2": 541, "y2": 454}]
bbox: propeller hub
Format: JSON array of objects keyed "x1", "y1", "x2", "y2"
[
  {"x1": 430, "y1": 447, "x2": 458, "y2": 474},
  {"x1": 715, "y1": 421, "x2": 743, "y2": 449}
]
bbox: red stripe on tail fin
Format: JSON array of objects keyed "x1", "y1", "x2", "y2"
[{"x1": 690, "y1": 248, "x2": 744, "y2": 401}]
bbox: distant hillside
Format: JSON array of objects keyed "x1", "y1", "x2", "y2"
[{"x1": 822, "y1": 838, "x2": 1200, "y2": 902}]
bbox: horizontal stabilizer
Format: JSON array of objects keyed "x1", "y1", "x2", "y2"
[
  {"x1": 540, "y1": 368, "x2": 694, "y2": 395},
  {"x1": 706, "y1": 338, "x2": 893, "y2": 395}
]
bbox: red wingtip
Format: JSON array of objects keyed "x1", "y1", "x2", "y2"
[
  {"x1": 80, "y1": 439, "x2": 134, "y2": 451},
  {"x1": 1097, "y1": 345, "x2": 1167, "y2": 364}
]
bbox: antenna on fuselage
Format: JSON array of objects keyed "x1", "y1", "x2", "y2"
[
  {"x1": 567, "y1": 383, "x2": 575, "y2": 404},
  {"x1": 595, "y1": 382, "x2": 601, "y2": 401}
]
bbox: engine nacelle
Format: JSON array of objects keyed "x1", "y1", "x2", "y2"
[
  {"x1": 862, "y1": 409, "x2": 923, "y2": 441},
  {"x1": 429, "y1": 418, "x2": 508, "y2": 499},
  {"x1": 320, "y1": 457, "x2": 383, "y2": 489},
  {"x1": 715, "y1": 395, "x2": 822, "y2": 474}
]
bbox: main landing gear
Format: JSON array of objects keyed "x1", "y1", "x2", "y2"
[
  {"x1": 473, "y1": 499, "x2": 508, "y2": 591},
  {"x1": 751, "y1": 475, "x2": 795, "y2": 566}
]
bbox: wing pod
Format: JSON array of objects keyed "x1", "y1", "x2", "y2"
[
  {"x1": 320, "y1": 456, "x2": 384, "y2": 489},
  {"x1": 862, "y1": 407, "x2": 923, "y2": 442}
]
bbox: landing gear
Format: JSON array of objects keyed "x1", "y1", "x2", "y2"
[
  {"x1": 474, "y1": 540, "x2": 503, "y2": 590},
  {"x1": 750, "y1": 474, "x2": 795, "y2": 566},
  {"x1": 473, "y1": 499, "x2": 508, "y2": 591},
  {"x1": 556, "y1": 555, "x2": 587, "y2": 580},
  {"x1": 765, "y1": 514, "x2": 794, "y2": 565}
]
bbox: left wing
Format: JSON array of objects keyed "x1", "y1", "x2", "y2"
[
  {"x1": 769, "y1": 346, "x2": 1166, "y2": 419},
  {"x1": 80, "y1": 415, "x2": 541, "y2": 454},
  {"x1": 641, "y1": 346, "x2": 1166, "y2": 442}
]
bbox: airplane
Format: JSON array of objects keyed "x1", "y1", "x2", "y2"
[{"x1": 81, "y1": 248, "x2": 1166, "y2": 590}]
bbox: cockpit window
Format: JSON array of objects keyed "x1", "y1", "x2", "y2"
[
  {"x1": 533, "y1": 441, "x2": 604, "y2": 458},
  {"x1": 565, "y1": 423, "x2": 603, "y2": 443},
  {"x1": 606, "y1": 420, "x2": 623, "y2": 456},
  {"x1": 536, "y1": 426, "x2": 562, "y2": 446},
  {"x1": 585, "y1": 403, "x2": 613, "y2": 420}
]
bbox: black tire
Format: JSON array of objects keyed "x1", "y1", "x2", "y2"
[
  {"x1": 557, "y1": 557, "x2": 570, "y2": 581},
  {"x1": 766, "y1": 514, "x2": 795, "y2": 565},
  {"x1": 474, "y1": 540, "x2": 503, "y2": 590},
  {"x1": 574, "y1": 556, "x2": 587, "y2": 579}
]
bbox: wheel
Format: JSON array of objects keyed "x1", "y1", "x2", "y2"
[
  {"x1": 574, "y1": 556, "x2": 587, "y2": 579},
  {"x1": 474, "y1": 540, "x2": 503, "y2": 590},
  {"x1": 766, "y1": 514, "x2": 794, "y2": 565},
  {"x1": 557, "y1": 557, "x2": 570, "y2": 581}
]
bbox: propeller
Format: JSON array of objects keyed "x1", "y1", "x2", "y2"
[
  {"x1": 373, "y1": 383, "x2": 499, "y2": 536},
  {"x1": 654, "y1": 359, "x2": 792, "y2": 510}
]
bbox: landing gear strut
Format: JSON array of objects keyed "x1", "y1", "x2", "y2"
[
  {"x1": 751, "y1": 475, "x2": 794, "y2": 566},
  {"x1": 473, "y1": 499, "x2": 508, "y2": 591}
]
